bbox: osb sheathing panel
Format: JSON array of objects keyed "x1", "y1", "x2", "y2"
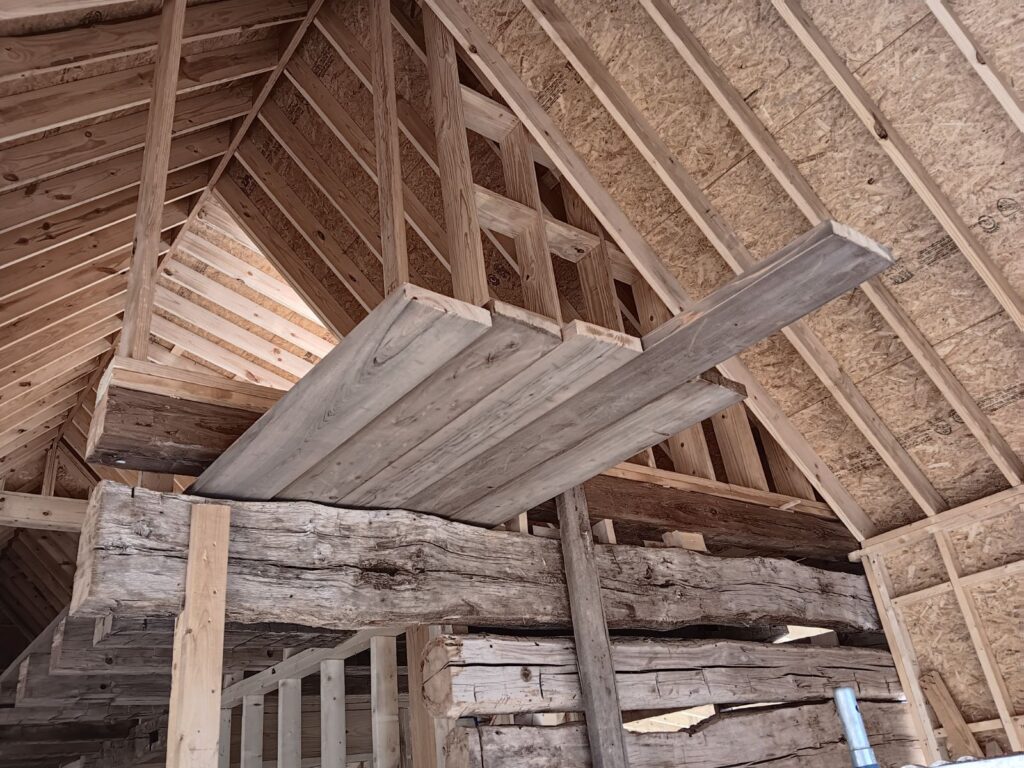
[
  {"x1": 883, "y1": 536, "x2": 947, "y2": 597},
  {"x1": 467, "y1": 0, "x2": 1024, "y2": 528},
  {"x1": 903, "y1": 591, "x2": 996, "y2": 722},
  {"x1": 972, "y1": 579, "x2": 1024, "y2": 712},
  {"x1": 950, "y1": 506, "x2": 1024, "y2": 575}
]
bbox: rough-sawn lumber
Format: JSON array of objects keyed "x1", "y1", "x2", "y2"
[
  {"x1": 422, "y1": 634, "x2": 902, "y2": 717},
  {"x1": 71, "y1": 482, "x2": 880, "y2": 632}
]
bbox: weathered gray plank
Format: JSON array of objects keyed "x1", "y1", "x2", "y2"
[
  {"x1": 192, "y1": 283, "x2": 492, "y2": 499},
  {"x1": 422, "y1": 634, "x2": 902, "y2": 717},
  {"x1": 556, "y1": 486, "x2": 629, "y2": 768},
  {"x1": 17, "y1": 654, "x2": 170, "y2": 707},
  {"x1": 446, "y1": 702, "x2": 922, "y2": 767},
  {"x1": 71, "y1": 483, "x2": 880, "y2": 633}
]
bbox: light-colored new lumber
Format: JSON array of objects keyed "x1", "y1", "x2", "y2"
[
  {"x1": 0, "y1": 0, "x2": 302, "y2": 85},
  {"x1": 234, "y1": 137, "x2": 383, "y2": 313},
  {"x1": 924, "y1": 0, "x2": 1024, "y2": 135},
  {"x1": 771, "y1": 0, "x2": 1024, "y2": 333},
  {"x1": 556, "y1": 486, "x2": 629, "y2": 768},
  {"x1": 342, "y1": 320, "x2": 640, "y2": 509},
  {"x1": 444, "y1": 701, "x2": 922, "y2": 768},
  {"x1": 281, "y1": 301, "x2": 561, "y2": 503},
  {"x1": 165, "y1": 503, "x2": 231, "y2": 768},
  {"x1": 277, "y1": 678, "x2": 302, "y2": 768},
  {"x1": 406, "y1": 625, "x2": 443, "y2": 768},
  {"x1": 0, "y1": 492, "x2": 85, "y2": 532},
  {"x1": 320, "y1": 661, "x2": 346, "y2": 768},
  {"x1": 192, "y1": 284, "x2": 491, "y2": 499},
  {"x1": 72, "y1": 483, "x2": 882, "y2": 633},
  {"x1": 241, "y1": 694, "x2": 265, "y2": 768},
  {"x1": 920, "y1": 670, "x2": 983, "y2": 758},
  {"x1": 370, "y1": 636, "x2": 400, "y2": 768},
  {"x1": 370, "y1": 0, "x2": 408, "y2": 294},
  {"x1": 214, "y1": 177, "x2": 358, "y2": 338},
  {"x1": 422, "y1": 633, "x2": 902, "y2": 717},
  {"x1": 423, "y1": 8, "x2": 489, "y2": 305},
  {"x1": 0, "y1": 39, "x2": 277, "y2": 145}
]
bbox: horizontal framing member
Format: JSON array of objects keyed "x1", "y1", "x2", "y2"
[
  {"x1": 0, "y1": 492, "x2": 86, "y2": 532},
  {"x1": 422, "y1": 633, "x2": 902, "y2": 717},
  {"x1": 71, "y1": 482, "x2": 881, "y2": 633}
]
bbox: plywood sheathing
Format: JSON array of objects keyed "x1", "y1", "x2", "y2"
[{"x1": 458, "y1": 0, "x2": 1024, "y2": 529}]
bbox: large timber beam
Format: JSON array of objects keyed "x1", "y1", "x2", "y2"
[
  {"x1": 422, "y1": 634, "x2": 902, "y2": 717},
  {"x1": 445, "y1": 702, "x2": 923, "y2": 768},
  {"x1": 71, "y1": 482, "x2": 880, "y2": 633}
]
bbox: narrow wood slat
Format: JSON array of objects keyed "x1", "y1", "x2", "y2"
[
  {"x1": 192, "y1": 284, "x2": 491, "y2": 499},
  {"x1": 370, "y1": 636, "x2": 400, "y2": 768},
  {"x1": 920, "y1": 671, "x2": 983, "y2": 758},
  {"x1": 320, "y1": 661, "x2": 346, "y2": 768}
]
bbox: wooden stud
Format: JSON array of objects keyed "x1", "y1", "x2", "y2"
[
  {"x1": 277, "y1": 678, "x2": 302, "y2": 768},
  {"x1": 240, "y1": 694, "x2": 264, "y2": 768},
  {"x1": 370, "y1": 0, "x2": 408, "y2": 294},
  {"x1": 320, "y1": 660, "x2": 346, "y2": 768},
  {"x1": 165, "y1": 503, "x2": 231, "y2": 768},
  {"x1": 920, "y1": 670, "x2": 983, "y2": 758},
  {"x1": 711, "y1": 404, "x2": 769, "y2": 492},
  {"x1": 423, "y1": 8, "x2": 491, "y2": 306},
  {"x1": 40, "y1": 446, "x2": 58, "y2": 497},
  {"x1": 119, "y1": 0, "x2": 188, "y2": 360},
  {"x1": 924, "y1": 0, "x2": 1024, "y2": 135},
  {"x1": 406, "y1": 626, "x2": 443, "y2": 768},
  {"x1": 370, "y1": 635, "x2": 401, "y2": 768},
  {"x1": 556, "y1": 485, "x2": 629, "y2": 768},
  {"x1": 933, "y1": 532, "x2": 1024, "y2": 750},
  {"x1": 499, "y1": 123, "x2": 561, "y2": 320},
  {"x1": 755, "y1": 420, "x2": 816, "y2": 500}
]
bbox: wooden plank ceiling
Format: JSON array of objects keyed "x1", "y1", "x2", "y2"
[{"x1": 0, "y1": 0, "x2": 1020, "y2": 554}]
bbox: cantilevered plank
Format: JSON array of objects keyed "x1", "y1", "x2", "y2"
[
  {"x1": 452, "y1": 373, "x2": 743, "y2": 525},
  {"x1": 556, "y1": 486, "x2": 629, "y2": 768},
  {"x1": 342, "y1": 320, "x2": 640, "y2": 509},
  {"x1": 422, "y1": 221, "x2": 892, "y2": 520},
  {"x1": 0, "y1": 492, "x2": 86, "y2": 532},
  {"x1": 281, "y1": 301, "x2": 561, "y2": 502},
  {"x1": 192, "y1": 285, "x2": 491, "y2": 499},
  {"x1": 72, "y1": 483, "x2": 881, "y2": 633},
  {"x1": 86, "y1": 357, "x2": 283, "y2": 475},
  {"x1": 422, "y1": 634, "x2": 902, "y2": 717}
]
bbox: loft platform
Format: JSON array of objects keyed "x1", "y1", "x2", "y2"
[{"x1": 177, "y1": 220, "x2": 889, "y2": 524}]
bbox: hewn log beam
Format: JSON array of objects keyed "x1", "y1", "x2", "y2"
[
  {"x1": 445, "y1": 702, "x2": 923, "y2": 768},
  {"x1": 71, "y1": 483, "x2": 881, "y2": 633},
  {"x1": 422, "y1": 634, "x2": 902, "y2": 717}
]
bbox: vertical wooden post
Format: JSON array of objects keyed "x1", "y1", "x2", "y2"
[
  {"x1": 277, "y1": 678, "x2": 302, "y2": 768},
  {"x1": 41, "y1": 445, "x2": 58, "y2": 496},
  {"x1": 370, "y1": 0, "x2": 408, "y2": 294},
  {"x1": 561, "y1": 186, "x2": 622, "y2": 333},
  {"x1": 240, "y1": 695, "x2": 264, "y2": 768},
  {"x1": 500, "y1": 123, "x2": 561, "y2": 321},
  {"x1": 711, "y1": 404, "x2": 769, "y2": 491},
  {"x1": 405, "y1": 625, "x2": 444, "y2": 768},
  {"x1": 423, "y1": 7, "x2": 489, "y2": 306},
  {"x1": 556, "y1": 485, "x2": 629, "y2": 768},
  {"x1": 218, "y1": 673, "x2": 242, "y2": 768},
  {"x1": 140, "y1": 472, "x2": 176, "y2": 492},
  {"x1": 371, "y1": 635, "x2": 401, "y2": 768},
  {"x1": 120, "y1": 0, "x2": 188, "y2": 358},
  {"x1": 320, "y1": 659, "x2": 346, "y2": 768},
  {"x1": 165, "y1": 503, "x2": 231, "y2": 768}
]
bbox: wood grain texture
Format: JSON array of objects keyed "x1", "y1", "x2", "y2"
[
  {"x1": 445, "y1": 701, "x2": 923, "y2": 768},
  {"x1": 191, "y1": 283, "x2": 491, "y2": 499},
  {"x1": 422, "y1": 633, "x2": 902, "y2": 717},
  {"x1": 71, "y1": 482, "x2": 881, "y2": 633}
]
